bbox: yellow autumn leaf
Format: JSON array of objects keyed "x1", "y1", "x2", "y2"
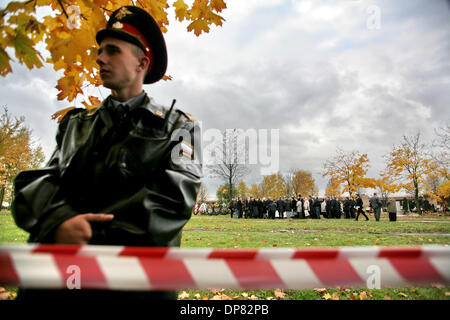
[
  {"x1": 187, "y1": 19, "x2": 210, "y2": 36},
  {"x1": 51, "y1": 106, "x2": 76, "y2": 123},
  {"x1": 13, "y1": 32, "x2": 44, "y2": 69},
  {"x1": 322, "y1": 293, "x2": 332, "y2": 300},
  {"x1": 82, "y1": 96, "x2": 102, "y2": 109},
  {"x1": 274, "y1": 289, "x2": 286, "y2": 299},
  {"x1": 0, "y1": 48, "x2": 12, "y2": 76},
  {"x1": 173, "y1": 0, "x2": 190, "y2": 22},
  {"x1": 211, "y1": 0, "x2": 227, "y2": 12},
  {"x1": 178, "y1": 291, "x2": 190, "y2": 299}
]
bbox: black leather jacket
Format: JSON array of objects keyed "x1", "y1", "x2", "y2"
[{"x1": 12, "y1": 94, "x2": 202, "y2": 247}]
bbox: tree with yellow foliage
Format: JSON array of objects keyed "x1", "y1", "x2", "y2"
[
  {"x1": 384, "y1": 132, "x2": 432, "y2": 215},
  {"x1": 0, "y1": 106, "x2": 45, "y2": 205},
  {"x1": 260, "y1": 173, "x2": 285, "y2": 199},
  {"x1": 292, "y1": 169, "x2": 318, "y2": 197},
  {"x1": 324, "y1": 177, "x2": 341, "y2": 198},
  {"x1": 236, "y1": 180, "x2": 249, "y2": 199},
  {"x1": 322, "y1": 148, "x2": 372, "y2": 197},
  {"x1": 436, "y1": 180, "x2": 450, "y2": 211},
  {"x1": 0, "y1": 0, "x2": 227, "y2": 114}
]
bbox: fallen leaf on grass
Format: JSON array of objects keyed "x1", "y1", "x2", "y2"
[
  {"x1": 248, "y1": 295, "x2": 259, "y2": 300},
  {"x1": 398, "y1": 292, "x2": 408, "y2": 298},
  {"x1": 360, "y1": 291, "x2": 367, "y2": 300},
  {"x1": 411, "y1": 288, "x2": 416, "y2": 293},
  {"x1": 241, "y1": 292, "x2": 249, "y2": 298},
  {"x1": 322, "y1": 293, "x2": 332, "y2": 300},
  {"x1": 314, "y1": 288, "x2": 327, "y2": 293},
  {"x1": 274, "y1": 289, "x2": 286, "y2": 299},
  {"x1": 273, "y1": 244, "x2": 277, "y2": 247},
  {"x1": 445, "y1": 292, "x2": 450, "y2": 296},
  {"x1": 178, "y1": 291, "x2": 190, "y2": 299},
  {"x1": 350, "y1": 294, "x2": 357, "y2": 300},
  {"x1": 332, "y1": 293, "x2": 340, "y2": 300},
  {"x1": 0, "y1": 292, "x2": 11, "y2": 300},
  {"x1": 210, "y1": 288, "x2": 223, "y2": 295},
  {"x1": 211, "y1": 294, "x2": 232, "y2": 300},
  {"x1": 384, "y1": 296, "x2": 392, "y2": 300},
  {"x1": 194, "y1": 293, "x2": 201, "y2": 299},
  {"x1": 432, "y1": 283, "x2": 444, "y2": 289},
  {"x1": 202, "y1": 296, "x2": 209, "y2": 300}
]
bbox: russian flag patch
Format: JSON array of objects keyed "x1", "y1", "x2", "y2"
[{"x1": 180, "y1": 141, "x2": 193, "y2": 159}]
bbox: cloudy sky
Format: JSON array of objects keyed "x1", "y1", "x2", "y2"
[{"x1": 1, "y1": 0, "x2": 450, "y2": 198}]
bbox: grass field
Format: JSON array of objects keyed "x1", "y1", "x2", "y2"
[{"x1": 1, "y1": 211, "x2": 449, "y2": 300}]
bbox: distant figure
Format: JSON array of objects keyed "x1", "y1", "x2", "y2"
[
  {"x1": 370, "y1": 193, "x2": 383, "y2": 221},
  {"x1": 355, "y1": 194, "x2": 369, "y2": 221},
  {"x1": 387, "y1": 199, "x2": 397, "y2": 222}
]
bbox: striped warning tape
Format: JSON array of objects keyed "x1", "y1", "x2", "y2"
[
  {"x1": 1, "y1": 244, "x2": 449, "y2": 259},
  {"x1": 0, "y1": 245, "x2": 449, "y2": 290}
]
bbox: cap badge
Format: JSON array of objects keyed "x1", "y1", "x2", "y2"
[
  {"x1": 116, "y1": 7, "x2": 132, "y2": 20},
  {"x1": 112, "y1": 21, "x2": 123, "y2": 29}
]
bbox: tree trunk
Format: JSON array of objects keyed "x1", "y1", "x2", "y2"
[
  {"x1": 0, "y1": 184, "x2": 5, "y2": 208},
  {"x1": 414, "y1": 181, "x2": 421, "y2": 215}
]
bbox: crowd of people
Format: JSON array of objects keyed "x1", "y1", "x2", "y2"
[{"x1": 225, "y1": 193, "x2": 384, "y2": 221}]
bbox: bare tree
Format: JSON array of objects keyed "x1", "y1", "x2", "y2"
[
  {"x1": 284, "y1": 168, "x2": 296, "y2": 197},
  {"x1": 196, "y1": 182, "x2": 208, "y2": 202},
  {"x1": 207, "y1": 129, "x2": 250, "y2": 204},
  {"x1": 431, "y1": 123, "x2": 449, "y2": 181}
]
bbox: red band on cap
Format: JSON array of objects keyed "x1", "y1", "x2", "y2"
[{"x1": 119, "y1": 22, "x2": 153, "y2": 67}]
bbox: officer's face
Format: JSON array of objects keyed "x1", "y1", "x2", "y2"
[{"x1": 96, "y1": 37, "x2": 145, "y2": 90}]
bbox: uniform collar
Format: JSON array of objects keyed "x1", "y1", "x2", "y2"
[{"x1": 110, "y1": 91, "x2": 147, "y2": 110}]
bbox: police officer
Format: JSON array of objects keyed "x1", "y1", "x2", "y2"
[{"x1": 12, "y1": 6, "x2": 202, "y2": 301}]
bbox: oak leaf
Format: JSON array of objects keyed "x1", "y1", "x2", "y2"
[
  {"x1": 274, "y1": 289, "x2": 286, "y2": 299},
  {"x1": 178, "y1": 291, "x2": 190, "y2": 299},
  {"x1": 322, "y1": 293, "x2": 332, "y2": 300}
]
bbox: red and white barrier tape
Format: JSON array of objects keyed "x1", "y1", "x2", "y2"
[
  {"x1": 0, "y1": 245, "x2": 449, "y2": 290},
  {"x1": 1, "y1": 244, "x2": 449, "y2": 259}
]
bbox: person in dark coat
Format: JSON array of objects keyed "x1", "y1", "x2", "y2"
[
  {"x1": 268, "y1": 199, "x2": 277, "y2": 219},
  {"x1": 277, "y1": 197, "x2": 285, "y2": 219},
  {"x1": 349, "y1": 197, "x2": 356, "y2": 219},
  {"x1": 244, "y1": 197, "x2": 250, "y2": 219},
  {"x1": 237, "y1": 198, "x2": 243, "y2": 219},
  {"x1": 257, "y1": 199, "x2": 264, "y2": 219},
  {"x1": 343, "y1": 197, "x2": 351, "y2": 219},
  {"x1": 325, "y1": 197, "x2": 332, "y2": 219},
  {"x1": 355, "y1": 194, "x2": 369, "y2": 221},
  {"x1": 331, "y1": 197, "x2": 338, "y2": 219},
  {"x1": 11, "y1": 6, "x2": 201, "y2": 302},
  {"x1": 313, "y1": 197, "x2": 321, "y2": 219}
]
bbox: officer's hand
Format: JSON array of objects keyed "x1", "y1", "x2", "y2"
[{"x1": 54, "y1": 213, "x2": 114, "y2": 244}]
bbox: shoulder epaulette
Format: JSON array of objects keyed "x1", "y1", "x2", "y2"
[{"x1": 176, "y1": 109, "x2": 197, "y2": 121}]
